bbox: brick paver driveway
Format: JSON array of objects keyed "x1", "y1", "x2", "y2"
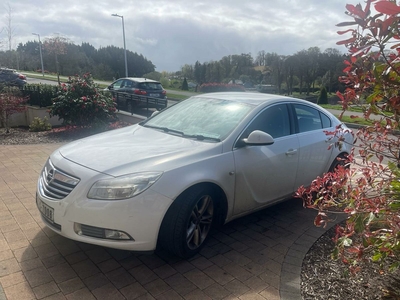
[{"x1": 0, "y1": 143, "x2": 334, "y2": 300}]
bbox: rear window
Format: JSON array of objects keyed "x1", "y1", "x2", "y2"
[{"x1": 138, "y1": 82, "x2": 163, "y2": 90}]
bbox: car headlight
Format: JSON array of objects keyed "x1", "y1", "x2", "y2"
[{"x1": 87, "y1": 172, "x2": 162, "y2": 200}]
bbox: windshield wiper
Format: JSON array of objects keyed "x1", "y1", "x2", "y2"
[
  {"x1": 143, "y1": 124, "x2": 184, "y2": 135},
  {"x1": 143, "y1": 125, "x2": 220, "y2": 142},
  {"x1": 183, "y1": 134, "x2": 221, "y2": 142}
]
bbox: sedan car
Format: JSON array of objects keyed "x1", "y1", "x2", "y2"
[
  {"x1": 36, "y1": 92, "x2": 353, "y2": 258},
  {"x1": 0, "y1": 68, "x2": 27, "y2": 87}
]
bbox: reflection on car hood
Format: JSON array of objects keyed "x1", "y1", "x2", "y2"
[{"x1": 57, "y1": 125, "x2": 221, "y2": 176}]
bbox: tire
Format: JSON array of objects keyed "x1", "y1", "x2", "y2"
[
  {"x1": 159, "y1": 186, "x2": 216, "y2": 258},
  {"x1": 329, "y1": 154, "x2": 349, "y2": 172}
]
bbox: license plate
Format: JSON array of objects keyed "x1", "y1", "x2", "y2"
[
  {"x1": 36, "y1": 195, "x2": 54, "y2": 223},
  {"x1": 149, "y1": 93, "x2": 159, "y2": 97}
]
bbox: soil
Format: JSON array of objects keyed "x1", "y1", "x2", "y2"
[{"x1": 1, "y1": 125, "x2": 400, "y2": 299}]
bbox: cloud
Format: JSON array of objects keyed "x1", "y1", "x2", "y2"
[{"x1": 2, "y1": 0, "x2": 349, "y2": 71}]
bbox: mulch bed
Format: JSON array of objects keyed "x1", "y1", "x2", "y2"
[{"x1": 301, "y1": 224, "x2": 400, "y2": 299}]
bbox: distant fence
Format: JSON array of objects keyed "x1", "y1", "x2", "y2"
[{"x1": 107, "y1": 91, "x2": 168, "y2": 114}]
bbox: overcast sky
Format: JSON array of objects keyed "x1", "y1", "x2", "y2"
[{"x1": 2, "y1": 0, "x2": 351, "y2": 72}]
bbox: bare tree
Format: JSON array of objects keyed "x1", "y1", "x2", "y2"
[{"x1": 4, "y1": 3, "x2": 16, "y2": 51}]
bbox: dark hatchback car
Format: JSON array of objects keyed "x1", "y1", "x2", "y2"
[
  {"x1": 107, "y1": 77, "x2": 166, "y2": 98},
  {"x1": 0, "y1": 68, "x2": 27, "y2": 87}
]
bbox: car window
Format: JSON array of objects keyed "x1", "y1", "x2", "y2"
[
  {"x1": 111, "y1": 79, "x2": 124, "y2": 89},
  {"x1": 143, "y1": 97, "x2": 253, "y2": 141},
  {"x1": 123, "y1": 80, "x2": 134, "y2": 88},
  {"x1": 242, "y1": 104, "x2": 290, "y2": 138},
  {"x1": 138, "y1": 82, "x2": 162, "y2": 90},
  {"x1": 294, "y1": 104, "x2": 331, "y2": 132}
]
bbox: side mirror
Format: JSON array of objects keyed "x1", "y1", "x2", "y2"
[
  {"x1": 108, "y1": 85, "x2": 113, "y2": 90},
  {"x1": 243, "y1": 130, "x2": 274, "y2": 146}
]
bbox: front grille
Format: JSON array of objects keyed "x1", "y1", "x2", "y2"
[{"x1": 39, "y1": 159, "x2": 80, "y2": 200}]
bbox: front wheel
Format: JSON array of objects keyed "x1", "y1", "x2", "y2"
[{"x1": 159, "y1": 186, "x2": 216, "y2": 258}]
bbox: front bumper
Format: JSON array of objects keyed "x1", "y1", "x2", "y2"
[{"x1": 36, "y1": 159, "x2": 173, "y2": 251}]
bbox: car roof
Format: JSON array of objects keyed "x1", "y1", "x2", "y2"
[
  {"x1": 123, "y1": 77, "x2": 160, "y2": 83},
  {"x1": 196, "y1": 92, "x2": 316, "y2": 107}
]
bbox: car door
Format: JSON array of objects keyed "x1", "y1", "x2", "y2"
[
  {"x1": 232, "y1": 103, "x2": 299, "y2": 216},
  {"x1": 293, "y1": 103, "x2": 334, "y2": 188}
]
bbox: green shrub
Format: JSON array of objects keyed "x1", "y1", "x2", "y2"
[
  {"x1": 50, "y1": 73, "x2": 116, "y2": 128},
  {"x1": 29, "y1": 116, "x2": 52, "y2": 132},
  {"x1": 317, "y1": 86, "x2": 328, "y2": 104},
  {"x1": 22, "y1": 84, "x2": 58, "y2": 107}
]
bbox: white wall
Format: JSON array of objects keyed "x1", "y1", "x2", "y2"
[{"x1": 6, "y1": 106, "x2": 145, "y2": 128}]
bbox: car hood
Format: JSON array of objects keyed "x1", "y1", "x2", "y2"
[{"x1": 57, "y1": 125, "x2": 222, "y2": 177}]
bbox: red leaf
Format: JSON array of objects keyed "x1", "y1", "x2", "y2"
[
  {"x1": 347, "y1": 247, "x2": 360, "y2": 254},
  {"x1": 336, "y1": 21, "x2": 358, "y2": 27},
  {"x1": 314, "y1": 215, "x2": 323, "y2": 227},
  {"x1": 337, "y1": 29, "x2": 355, "y2": 35},
  {"x1": 374, "y1": 1, "x2": 400, "y2": 15},
  {"x1": 346, "y1": 4, "x2": 367, "y2": 18},
  {"x1": 337, "y1": 37, "x2": 357, "y2": 45}
]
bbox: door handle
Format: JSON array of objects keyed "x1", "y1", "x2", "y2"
[{"x1": 286, "y1": 149, "x2": 297, "y2": 156}]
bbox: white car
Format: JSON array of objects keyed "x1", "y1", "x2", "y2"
[{"x1": 36, "y1": 92, "x2": 353, "y2": 258}]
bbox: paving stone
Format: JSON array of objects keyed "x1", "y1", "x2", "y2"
[
  {"x1": 65, "y1": 287, "x2": 96, "y2": 300},
  {"x1": 163, "y1": 273, "x2": 197, "y2": 296},
  {"x1": 203, "y1": 283, "x2": 231, "y2": 300},
  {"x1": 58, "y1": 277, "x2": 85, "y2": 295},
  {"x1": 0, "y1": 257, "x2": 21, "y2": 277},
  {"x1": 24, "y1": 265, "x2": 53, "y2": 288},
  {"x1": 32, "y1": 281, "x2": 60, "y2": 299},
  {"x1": 71, "y1": 259, "x2": 101, "y2": 280},
  {"x1": 49, "y1": 263, "x2": 78, "y2": 284},
  {"x1": 83, "y1": 273, "x2": 110, "y2": 291},
  {"x1": 129, "y1": 264, "x2": 159, "y2": 285},
  {"x1": 91, "y1": 283, "x2": 125, "y2": 300},
  {"x1": 183, "y1": 268, "x2": 215, "y2": 289},
  {"x1": 143, "y1": 278, "x2": 171, "y2": 297},
  {"x1": 203, "y1": 265, "x2": 234, "y2": 285},
  {"x1": 120, "y1": 282, "x2": 148, "y2": 299},
  {"x1": 3, "y1": 281, "x2": 35, "y2": 300},
  {"x1": 105, "y1": 267, "x2": 136, "y2": 289},
  {"x1": 0, "y1": 271, "x2": 26, "y2": 288}
]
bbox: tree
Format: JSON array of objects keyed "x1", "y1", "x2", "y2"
[
  {"x1": 4, "y1": 3, "x2": 15, "y2": 51},
  {"x1": 43, "y1": 36, "x2": 68, "y2": 84},
  {"x1": 181, "y1": 77, "x2": 188, "y2": 90},
  {"x1": 296, "y1": 0, "x2": 400, "y2": 272},
  {"x1": 0, "y1": 85, "x2": 28, "y2": 133}
]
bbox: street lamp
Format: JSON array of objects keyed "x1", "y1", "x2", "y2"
[
  {"x1": 32, "y1": 33, "x2": 44, "y2": 76},
  {"x1": 111, "y1": 13, "x2": 128, "y2": 77}
]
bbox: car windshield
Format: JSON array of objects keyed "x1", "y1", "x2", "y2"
[{"x1": 142, "y1": 97, "x2": 253, "y2": 141}]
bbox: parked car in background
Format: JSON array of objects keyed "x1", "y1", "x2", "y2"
[
  {"x1": 105, "y1": 77, "x2": 167, "y2": 111},
  {"x1": 0, "y1": 68, "x2": 27, "y2": 87},
  {"x1": 36, "y1": 92, "x2": 353, "y2": 258},
  {"x1": 106, "y1": 77, "x2": 166, "y2": 99}
]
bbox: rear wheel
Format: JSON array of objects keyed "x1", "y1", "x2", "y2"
[
  {"x1": 329, "y1": 154, "x2": 349, "y2": 172},
  {"x1": 159, "y1": 186, "x2": 216, "y2": 258}
]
